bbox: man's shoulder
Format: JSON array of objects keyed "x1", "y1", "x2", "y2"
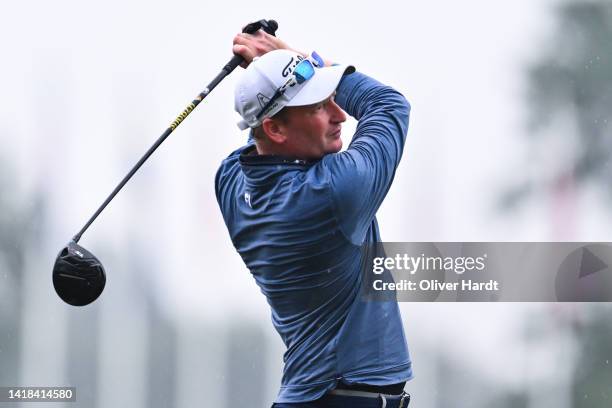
[
  {"x1": 216, "y1": 144, "x2": 250, "y2": 182},
  {"x1": 319, "y1": 150, "x2": 370, "y2": 184},
  {"x1": 214, "y1": 144, "x2": 252, "y2": 205}
]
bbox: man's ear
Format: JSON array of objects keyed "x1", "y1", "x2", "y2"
[{"x1": 261, "y1": 117, "x2": 287, "y2": 145}]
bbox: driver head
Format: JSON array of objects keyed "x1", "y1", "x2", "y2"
[{"x1": 52, "y1": 240, "x2": 106, "y2": 306}]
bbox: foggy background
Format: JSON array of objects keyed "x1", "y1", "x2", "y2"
[{"x1": 1, "y1": 0, "x2": 612, "y2": 406}]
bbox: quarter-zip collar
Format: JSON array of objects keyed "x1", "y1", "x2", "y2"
[{"x1": 239, "y1": 144, "x2": 316, "y2": 186}]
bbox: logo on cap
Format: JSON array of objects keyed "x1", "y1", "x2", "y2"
[
  {"x1": 257, "y1": 93, "x2": 270, "y2": 108},
  {"x1": 282, "y1": 55, "x2": 304, "y2": 77}
]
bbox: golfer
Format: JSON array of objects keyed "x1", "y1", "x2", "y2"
[{"x1": 215, "y1": 28, "x2": 413, "y2": 408}]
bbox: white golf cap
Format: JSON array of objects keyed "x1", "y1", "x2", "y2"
[{"x1": 234, "y1": 49, "x2": 354, "y2": 130}]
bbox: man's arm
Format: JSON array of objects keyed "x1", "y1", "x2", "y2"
[{"x1": 324, "y1": 72, "x2": 411, "y2": 245}]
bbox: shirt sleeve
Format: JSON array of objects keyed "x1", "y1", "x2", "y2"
[{"x1": 323, "y1": 71, "x2": 411, "y2": 245}]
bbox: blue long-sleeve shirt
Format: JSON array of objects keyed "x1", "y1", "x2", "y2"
[{"x1": 215, "y1": 71, "x2": 412, "y2": 403}]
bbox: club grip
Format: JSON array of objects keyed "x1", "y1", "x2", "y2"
[
  {"x1": 243, "y1": 19, "x2": 278, "y2": 35},
  {"x1": 225, "y1": 19, "x2": 279, "y2": 72}
]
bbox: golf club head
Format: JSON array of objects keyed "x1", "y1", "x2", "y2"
[{"x1": 53, "y1": 240, "x2": 106, "y2": 306}]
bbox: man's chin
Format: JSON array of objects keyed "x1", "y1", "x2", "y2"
[
  {"x1": 328, "y1": 138, "x2": 343, "y2": 154},
  {"x1": 333, "y1": 139, "x2": 343, "y2": 153},
  {"x1": 318, "y1": 139, "x2": 343, "y2": 158}
]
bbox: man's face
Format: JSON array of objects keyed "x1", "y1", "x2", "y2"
[{"x1": 277, "y1": 93, "x2": 347, "y2": 160}]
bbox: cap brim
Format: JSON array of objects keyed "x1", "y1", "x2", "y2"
[{"x1": 286, "y1": 64, "x2": 355, "y2": 107}]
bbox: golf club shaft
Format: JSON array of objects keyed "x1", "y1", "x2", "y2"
[{"x1": 73, "y1": 19, "x2": 278, "y2": 243}]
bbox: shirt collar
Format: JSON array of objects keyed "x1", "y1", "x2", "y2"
[
  {"x1": 239, "y1": 144, "x2": 313, "y2": 166},
  {"x1": 238, "y1": 144, "x2": 316, "y2": 186}
]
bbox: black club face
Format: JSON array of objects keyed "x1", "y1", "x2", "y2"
[{"x1": 52, "y1": 241, "x2": 106, "y2": 306}]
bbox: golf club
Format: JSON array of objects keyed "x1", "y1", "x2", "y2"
[{"x1": 53, "y1": 19, "x2": 279, "y2": 306}]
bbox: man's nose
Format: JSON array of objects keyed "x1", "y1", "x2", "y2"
[{"x1": 328, "y1": 99, "x2": 347, "y2": 123}]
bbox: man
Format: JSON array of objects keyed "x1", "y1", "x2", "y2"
[{"x1": 215, "y1": 28, "x2": 413, "y2": 408}]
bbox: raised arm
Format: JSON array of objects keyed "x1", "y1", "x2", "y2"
[{"x1": 324, "y1": 72, "x2": 411, "y2": 245}]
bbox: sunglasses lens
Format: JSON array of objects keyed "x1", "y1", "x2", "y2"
[
  {"x1": 311, "y1": 51, "x2": 324, "y2": 67},
  {"x1": 294, "y1": 60, "x2": 315, "y2": 84}
]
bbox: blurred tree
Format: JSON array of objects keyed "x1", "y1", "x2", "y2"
[
  {"x1": 501, "y1": 1, "x2": 612, "y2": 209},
  {"x1": 570, "y1": 305, "x2": 612, "y2": 408},
  {"x1": 504, "y1": 2, "x2": 612, "y2": 400},
  {"x1": 0, "y1": 160, "x2": 45, "y2": 384}
]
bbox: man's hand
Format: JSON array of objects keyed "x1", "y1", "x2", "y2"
[{"x1": 232, "y1": 30, "x2": 299, "y2": 68}]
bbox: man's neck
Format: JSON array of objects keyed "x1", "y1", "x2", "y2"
[{"x1": 255, "y1": 141, "x2": 285, "y2": 157}]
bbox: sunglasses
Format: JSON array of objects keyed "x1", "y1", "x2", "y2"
[{"x1": 255, "y1": 51, "x2": 325, "y2": 121}]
